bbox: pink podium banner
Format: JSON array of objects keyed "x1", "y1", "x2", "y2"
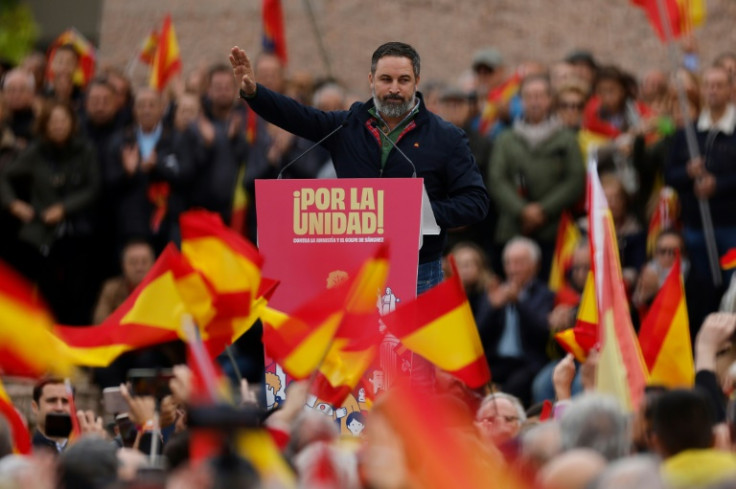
[{"x1": 256, "y1": 178, "x2": 422, "y2": 434}]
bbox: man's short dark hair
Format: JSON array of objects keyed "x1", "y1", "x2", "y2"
[
  {"x1": 371, "y1": 42, "x2": 420, "y2": 79},
  {"x1": 650, "y1": 389, "x2": 715, "y2": 457},
  {"x1": 208, "y1": 63, "x2": 233, "y2": 84},
  {"x1": 32, "y1": 378, "x2": 66, "y2": 404}
]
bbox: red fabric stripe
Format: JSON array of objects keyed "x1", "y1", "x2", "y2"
[
  {"x1": 0, "y1": 397, "x2": 31, "y2": 454},
  {"x1": 211, "y1": 291, "x2": 252, "y2": 319},
  {"x1": 263, "y1": 282, "x2": 351, "y2": 354},
  {"x1": 382, "y1": 276, "x2": 465, "y2": 338},
  {"x1": 311, "y1": 371, "x2": 353, "y2": 407},
  {"x1": 0, "y1": 261, "x2": 49, "y2": 313},
  {"x1": 54, "y1": 323, "x2": 179, "y2": 348},
  {"x1": 638, "y1": 257, "x2": 684, "y2": 370},
  {"x1": 444, "y1": 354, "x2": 490, "y2": 389},
  {"x1": 0, "y1": 348, "x2": 46, "y2": 378}
]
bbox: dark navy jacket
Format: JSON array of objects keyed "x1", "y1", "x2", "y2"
[
  {"x1": 244, "y1": 84, "x2": 489, "y2": 263},
  {"x1": 666, "y1": 124, "x2": 736, "y2": 229}
]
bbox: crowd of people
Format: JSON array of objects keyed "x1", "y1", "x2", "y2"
[{"x1": 3, "y1": 23, "x2": 736, "y2": 488}]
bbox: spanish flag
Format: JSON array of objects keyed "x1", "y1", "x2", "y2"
[
  {"x1": 638, "y1": 255, "x2": 694, "y2": 387},
  {"x1": 549, "y1": 212, "x2": 581, "y2": 293},
  {"x1": 181, "y1": 210, "x2": 263, "y2": 322},
  {"x1": 555, "y1": 272, "x2": 598, "y2": 363},
  {"x1": 0, "y1": 261, "x2": 74, "y2": 378},
  {"x1": 46, "y1": 28, "x2": 96, "y2": 87},
  {"x1": 380, "y1": 259, "x2": 490, "y2": 388},
  {"x1": 149, "y1": 14, "x2": 182, "y2": 91},
  {"x1": 478, "y1": 72, "x2": 521, "y2": 136},
  {"x1": 721, "y1": 248, "x2": 736, "y2": 270},
  {"x1": 237, "y1": 430, "x2": 296, "y2": 488},
  {"x1": 0, "y1": 380, "x2": 31, "y2": 454},
  {"x1": 311, "y1": 246, "x2": 389, "y2": 405},
  {"x1": 261, "y1": 287, "x2": 350, "y2": 380},
  {"x1": 589, "y1": 158, "x2": 649, "y2": 412},
  {"x1": 647, "y1": 187, "x2": 679, "y2": 257},
  {"x1": 631, "y1": 0, "x2": 705, "y2": 41},
  {"x1": 139, "y1": 29, "x2": 159, "y2": 65},
  {"x1": 262, "y1": 0, "x2": 287, "y2": 65},
  {"x1": 53, "y1": 244, "x2": 214, "y2": 367}
]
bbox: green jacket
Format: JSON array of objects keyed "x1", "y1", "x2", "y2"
[
  {"x1": 0, "y1": 137, "x2": 100, "y2": 249},
  {"x1": 488, "y1": 122, "x2": 584, "y2": 243}
]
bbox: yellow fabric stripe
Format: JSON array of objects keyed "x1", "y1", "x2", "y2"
[
  {"x1": 596, "y1": 310, "x2": 634, "y2": 412},
  {"x1": 182, "y1": 237, "x2": 261, "y2": 293},
  {"x1": 282, "y1": 313, "x2": 343, "y2": 379},
  {"x1": 400, "y1": 303, "x2": 483, "y2": 371},
  {"x1": 649, "y1": 297, "x2": 694, "y2": 387},
  {"x1": 119, "y1": 271, "x2": 186, "y2": 331}
]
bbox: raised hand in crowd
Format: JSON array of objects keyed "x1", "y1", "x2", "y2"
[
  {"x1": 119, "y1": 383, "x2": 155, "y2": 428},
  {"x1": 265, "y1": 380, "x2": 309, "y2": 431},
  {"x1": 552, "y1": 353, "x2": 576, "y2": 401},
  {"x1": 75, "y1": 409, "x2": 107, "y2": 440},
  {"x1": 695, "y1": 312, "x2": 736, "y2": 372},
  {"x1": 580, "y1": 348, "x2": 599, "y2": 393},
  {"x1": 169, "y1": 364, "x2": 193, "y2": 405},
  {"x1": 229, "y1": 46, "x2": 257, "y2": 97},
  {"x1": 121, "y1": 143, "x2": 140, "y2": 176}
]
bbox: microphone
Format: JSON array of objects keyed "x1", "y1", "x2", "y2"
[
  {"x1": 370, "y1": 120, "x2": 417, "y2": 178},
  {"x1": 277, "y1": 115, "x2": 351, "y2": 179}
]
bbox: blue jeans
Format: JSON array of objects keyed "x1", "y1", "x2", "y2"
[{"x1": 417, "y1": 258, "x2": 444, "y2": 295}]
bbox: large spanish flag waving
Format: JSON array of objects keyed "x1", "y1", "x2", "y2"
[
  {"x1": 381, "y1": 258, "x2": 490, "y2": 388},
  {"x1": 638, "y1": 255, "x2": 693, "y2": 387},
  {"x1": 311, "y1": 246, "x2": 389, "y2": 406},
  {"x1": 149, "y1": 14, "x2": 182, "y2": 91},
  {"x1": 0, "y1": 261, "x2": 74, "y2": 378},
  {"x1": 589, "y1": 158, "x2": 649, "y2": 412},
  {"x1": 181, "y1": 210, "x2": 262, "y2": 329},
  {"x1": 53, "y1": 244, "x2": 214, "y2": 367}
]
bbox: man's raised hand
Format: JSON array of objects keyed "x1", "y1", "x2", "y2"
[{"x1": 229, "y1": 46, "x2": 257, "y2": 97}]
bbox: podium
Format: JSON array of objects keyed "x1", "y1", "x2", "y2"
[{"x1": 256, "y1": 178, "x2": 424, "y2": 431}]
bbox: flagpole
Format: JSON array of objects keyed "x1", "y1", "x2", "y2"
[
  {"x1": 301, "y1": 0, "x2": 334, "y2": 79},
  {"x1": 654, "y1": 0, "x2": 722, "y2": 287}
]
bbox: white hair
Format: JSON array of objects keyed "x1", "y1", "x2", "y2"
[
  {"x1": 503, "y1": 236, "x2": 542, "y2": 266},
  {"x1": 312, "y1": 82, "x2": 346, "y2": 109},
  {"x1": 478, "y1": 392, "x2": 527, "y2": 423},
  {"x1": 560, "y1": 394, "x2": 630, "y2": 461},
  {"x1": 2, "y1": 68, "x2": 35, "y2": 92}
]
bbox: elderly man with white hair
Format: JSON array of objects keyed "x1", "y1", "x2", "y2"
[
  {"x1": 2, "y1": 68, "x2": 36, "y2": 145},
  {"x1": 476, "y1": 236, "x2": 554, "y2": 406}
]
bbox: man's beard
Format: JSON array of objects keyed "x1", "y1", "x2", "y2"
[{"x1": 373, "y1": 89, "x2": 416, "y2": 119}]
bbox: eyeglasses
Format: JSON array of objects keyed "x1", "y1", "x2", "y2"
[
  {"x1": 476, "y1": 415, "x2": 520, "y2": 424},
  {"x1": 558, "y1": 102, "x2": 584, "y2": 110},
  {"x1": 655, "y1": 247, "x2": 679, "y2": 256}
]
